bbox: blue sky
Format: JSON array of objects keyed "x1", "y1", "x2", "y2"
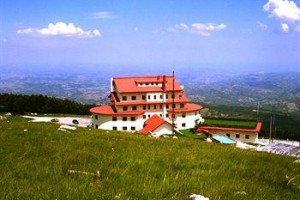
[{"x1": 0, "y1": 0, "x2": 299, "y2": 73}]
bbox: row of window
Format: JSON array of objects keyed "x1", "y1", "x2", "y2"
[
  {"x1": 112, "y1": 116, "x2": 136, "y2": 121},
  {"x1": 138, "y1": 82, "x2": 161, "y2": 86},
  {"x1": 113, "y1": 126, "x2": 136, "y2": 131},
  {"x1": 121, "y1": 94, "x2": 178, "y2": 101},
  {"x1": 226, "y1": 133, "x2": 250, "y2": 140},
  {"x1": 122, "y1": 103, "x2": 185, "y2": 111}
]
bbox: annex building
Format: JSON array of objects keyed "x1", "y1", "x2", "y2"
[{"x1": 90, "y1": 75, "x2": 204, "y2": 135}]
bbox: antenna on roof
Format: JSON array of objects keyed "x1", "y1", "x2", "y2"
[{"x1": 172, "y1": 65, "x2": 175, "y2": 135}]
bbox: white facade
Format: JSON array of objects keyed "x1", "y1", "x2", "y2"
[
  {"x1": 150, "y1": 123, "x2": 173, "y2": 137},
  {"x1": 92, "y1": 114, "x2": 144, "y2": 132},
  {"x1": 208, "y1": 130, "x2": 258, "y2": 143}
]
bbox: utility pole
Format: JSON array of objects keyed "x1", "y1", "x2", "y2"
[
  {"x1": 257, "y1": 101, "x2": 260, "y2": 122},
  {"x1": 269, "y1": 114, "x2": 272, "y2": 144},
  {"x1": 172, "y1": 69, "x2": 175, "y2": 135}
]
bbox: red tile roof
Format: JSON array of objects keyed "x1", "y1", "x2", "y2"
[
  {"x1": 113, "y1": 75, "x2": 183, "y2": 93},
  {"x1": 196, "y1": 122, "x2": 262, "y2": 134},
  {"x1": 90, "y1": 105, "x2": 144, "y2": 116},
  {"x1": 168, "y1": 103, "x2": 203, "y2": 113},
  {"x1": 139, "y1": 115, "x2": 172, "y2": 135}
]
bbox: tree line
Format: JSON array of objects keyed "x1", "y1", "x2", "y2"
[{"x1": 0, "y1": 93, "x2": 95, "y2": 115}]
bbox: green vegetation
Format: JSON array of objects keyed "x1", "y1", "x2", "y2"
[
  {"x1": 0, "y1": 93, "x2": 95, "y2": 115},
  {"x1": 180, "y1": 129, "x2": 206, "y2": 139},
  {"x1": 204, "y1": 119, "x2": 256, "y2": 129},
  {"x1": 1, "y1": 117, "x2": 300, "y2": 199}
]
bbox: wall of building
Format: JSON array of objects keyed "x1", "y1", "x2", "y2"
[
  {"x1": 151, "y1": 123, "x2": 173, "y2": 137},
  {"x1": 209, "y1": 130, "x2": 258, "y2": 143},
  {"x1": 91, "y1": 114, "x2": 144, "y2": 132},
  {"x1": 174, "y1": 111, "x2": 204, "y2": 130}
]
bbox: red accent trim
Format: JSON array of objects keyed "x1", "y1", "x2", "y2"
[
  {"x1": 196, "y1": 122, "x2": 262, "y2": 134},
  {"x1": 90, "y1": 105, "x2": 144, "y2": 116},
  {"x1": 168, "y1": 103, "x2": 203, "y2": 113},
  {"x1": 110, "y1": 92, "x2": 189, "y2": 106}
]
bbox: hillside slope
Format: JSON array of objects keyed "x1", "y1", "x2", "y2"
[{"x1": 0, "y1": 117, "x2": 300, "y2": 199}]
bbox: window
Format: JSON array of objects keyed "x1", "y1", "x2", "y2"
[
  {"x1": 154, "y1": 95, "x2": 156, "y2": 99},
  {"x1": 166, "y1": 94, "x2": 168, "y2": 99},
  {"x1": 148, "y1": 95, "x2": 150, "y2": 100},
  {"x1": 95, "y1": 115, "x2": 98, "y2": 120},
  {"x1": 143, "y1": 115, "x2": 146, "y2": 119},
  {"x1": 172, "y1": 104, "x2": 176, "y2": 108},
  {"x1": 171, "y1": 94, "x2": 175, "y2": 99},
  {"x1": 123, "y1": 106, "x2": 128, "y2": 111},
  {"x1": 236, "y1": 134, "x2": 240, "y2": 139},
  {"x1": 123, "y1": 127, "x2": 127, "y2": 131},
  {"x1": 156, "y1": 83, "x2": 158, "y2": 85},
  {"x1": 160, "y1": 95, "x2": 162, "y2": 99},
  {"x1": 112, "y1": 116, "x2": 117, "y2": 121},
  {"x1": 180, "y1": 104, "x2": 184, "y2": 108},
  {"x1": 122, "y1": 96, "x2": 127, "y2": 101},
  {"x1": 160, "y1": 114, "x2": 162, "y2": 117},
  {"x1": 142, "y1": 95, "x2": 146, "y2": 100},
  {"x1": 95, "y1": 124, "x2": 98, "y2": 129},
  {"x1": 131, "y1": 96, "x2": 136, "y2": 100},
  {"x1": 160, "y1": 105, "x2": 163, "y2": 109},
  {"x1": 143, "y1": 105, "x2": 146, "y2": 110},
  {"x1": 130, "y1": 117, "x2": 135, "y2": 121},
  {"x1": 166, "y1": 114, "x2": 169, "y2": 118},
  {"x1": 132, "y1": 106, "x2": 137, "y2": 110},
  {"x1": 148, "y1": 114, "x2": 150, "y2": 118},
  {"x1": 122, "y1": 117, "x2": 127, "y2": 121},
  {"x1": 226, "y1": 134, "x2": 230, "y2": 138},
  {"x1": 195, "y1": 112, "x2": 197, "y2": 116},
  {"x1": 182, "y1": 123, "x2": 186, "y2": 128},
  {"x1": 245, "y1": 135, "x2": 250, "y2": 139},
  {"x1": 182, "y1": 114, "x2": 186, "y2": 118},
  {"x1": 148, "y1": 105, "x2": 150, "y2": 110},
  {"x1": 131, "y1": 127, "x2": 136, "y2": 131},
  {"x1": 146, "y1": 83, "x2": 149, "y2": 86},
  {"x1": 113, "y1": 127, "x2": 117, "y2": 131},
  {"x1": 154, "y1": 105, "x2": 156, "y2": 109},
  {"x1": 166, "y1": 104, "x2": 169, "y2": 109}
]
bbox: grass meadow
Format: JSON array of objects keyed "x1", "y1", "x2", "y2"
[{"x1": 0, "y1": 117, "x2": 300, "y2": 199}]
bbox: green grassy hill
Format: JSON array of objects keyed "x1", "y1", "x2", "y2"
[{"x1": 1, "y1": 117, "x2": 300, "y2": 199}]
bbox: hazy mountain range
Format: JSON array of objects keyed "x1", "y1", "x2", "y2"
[{"x1": 0, "y1": 66, "x2": 299, "y2": 114}]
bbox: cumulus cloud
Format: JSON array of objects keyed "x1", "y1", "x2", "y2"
[
  {"x1": 263, "y1": 0, "x2": 300, "y2": 21},
  {"x1": 90, "y1": 11, "x2": 117, "y2": 19},
  {"x1": 17, "y1": 22, "x2": 101, "y2": 38},
  {"x1": 281, "y1": 23, "x2": 290, "y2": 32},
  {"x1": 168, "y1": 23, "x2": 227, "y2": 36}
]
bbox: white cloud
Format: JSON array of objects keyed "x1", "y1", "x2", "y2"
[
  {"x1": 17, "y1": 22, "x2": 101, "y2": 38},
  {"x1": 263, "y1": 0, "x2": 300, "y2": 22},
  {"x1": 90, "y1": 11, "x2": 117, "y2": 19},
  {"x1": 257, "y1": 21, "x2": 269, "y2": 30},
  {"x1": 281, "y1": 23, "x2": 290, "y2": 32},
  {"x1": 168, "y1": 23, "x2": 227, "y2": 36},
  {"x1": 17, "y1": 28, "x2": 33, "y2": 34}
]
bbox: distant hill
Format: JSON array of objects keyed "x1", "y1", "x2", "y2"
[{"x1": 184, "y1": 72, "x2": 300, "y2": 114}]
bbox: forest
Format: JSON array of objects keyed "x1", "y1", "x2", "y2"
[{"x1": 0, "y1": 93, "x2": 95, "y2": 115}]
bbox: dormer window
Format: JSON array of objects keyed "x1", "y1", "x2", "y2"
[{"x1": 122, "y1": 96, "x2": 127, "y2": 101}]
